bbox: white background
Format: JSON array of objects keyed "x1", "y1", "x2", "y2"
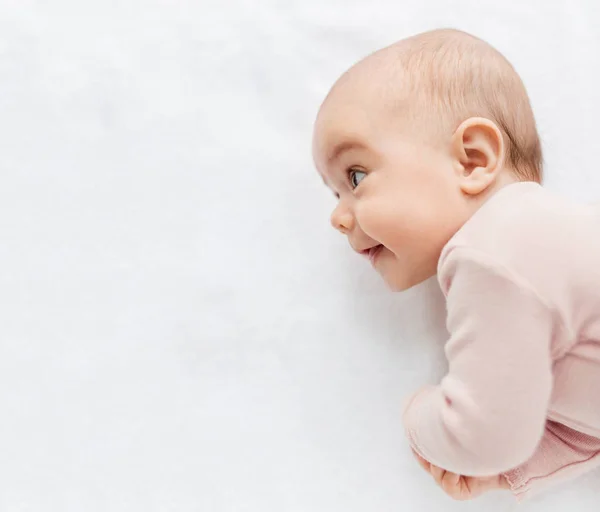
[{"x1": 0, "y1": 1, "x2": 599, "y2": 511}]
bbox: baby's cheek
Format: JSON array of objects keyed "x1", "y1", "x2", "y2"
[
  {"x1": 355, "y1": 199, "x2": 389, "y2": 233},
  {"x1": 375, "y1": 202, "x2": 410, "y2": 238},
  {"x1": 361, "y1": 205, "x2": 405, "y2": 249}
]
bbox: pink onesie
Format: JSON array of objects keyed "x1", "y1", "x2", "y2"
[{"x1": 402, "y1": 181, "x2": 600, "y2": 500}]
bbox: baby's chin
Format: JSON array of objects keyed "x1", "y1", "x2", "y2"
[
  {"x1": 384, "y1": 278, "x2": 423, "y2": 292},
  {"x1": 381, "y1": 265, "x2": 436, "y2": 292}
]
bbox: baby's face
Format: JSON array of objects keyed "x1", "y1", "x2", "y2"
[{"x1": 312, "y1": 90, "x2": 471, "y2": 291}]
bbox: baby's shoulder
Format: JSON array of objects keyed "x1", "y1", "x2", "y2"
[{"x1": 440, "y1": 182, "x2": 599, "y2": 281}]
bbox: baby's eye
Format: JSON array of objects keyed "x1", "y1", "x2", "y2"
[{"x1": 349, "y1": 168, "x2": 367, "y2": 189}]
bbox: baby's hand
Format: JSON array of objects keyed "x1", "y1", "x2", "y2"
[{"x1": 411, "y1": 449, "x2": 510, "y2": 500}]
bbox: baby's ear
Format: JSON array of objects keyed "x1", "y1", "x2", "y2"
[{"x1": 451, "y1": 117, "x2": 505, "y2": 196}]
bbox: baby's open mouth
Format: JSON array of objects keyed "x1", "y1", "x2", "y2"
[{"x1": 361, "y1": 244, "x2": 383, "y2": 263}]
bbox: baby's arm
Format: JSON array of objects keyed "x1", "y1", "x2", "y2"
[{"x1": 403, "y1": 247, "x2": 554, "y2": 476}]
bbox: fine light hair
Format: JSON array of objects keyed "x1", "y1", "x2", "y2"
[{"x1": 358, "y1": 29, "x2": 544, "y2": 183}]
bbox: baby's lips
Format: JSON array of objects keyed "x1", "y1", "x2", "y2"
[{"x1": 368, "y1": 244, "x2": 383, "y2": 263}]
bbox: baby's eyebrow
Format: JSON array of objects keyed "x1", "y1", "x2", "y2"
[{"x1": 327, "y1": 139, "x2": 367, "y2": 165}]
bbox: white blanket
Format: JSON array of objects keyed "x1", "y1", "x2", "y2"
[{"x1": 0, "y1": 0, "x2": 598, "y2": 510}]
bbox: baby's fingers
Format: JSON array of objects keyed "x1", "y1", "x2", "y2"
[
  {"x1": 430, "y1": 465, "x2": 470, "y2": 500},
  {"x1": 430, "y1": 464, "x2": 446, "y2": 486},
  {"x1": 441, "y1": 470, "x2": 462, "y2": 494}
]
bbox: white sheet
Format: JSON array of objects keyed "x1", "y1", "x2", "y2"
[{"x1": 0, "y1": 1, "x2": 599, "y2": 510}]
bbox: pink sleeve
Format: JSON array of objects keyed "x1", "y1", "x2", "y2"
[
  {"x1": 503, "y1": 420, "x2": 600, "y2": 501},
  {"x1": 403, "y1": 247, "x2": 555, "y2": 476}
]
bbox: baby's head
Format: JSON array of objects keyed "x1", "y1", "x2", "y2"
[{"x1": 312, "y1": 28, "x2": 542, "y2": 291}]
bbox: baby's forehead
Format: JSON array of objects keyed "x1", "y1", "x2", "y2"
[
  {"x1": 314, "y1": 93, "x2": 408, "y2": 165},
  {"x1": 315, "y1": 88, "x2": 382, "y2": 141},
  {"x1": 313, "y1": 112, "x2": 371, "y2": 168}
]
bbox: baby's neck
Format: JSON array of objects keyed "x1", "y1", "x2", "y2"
[{"x1": 472, "y1": 169, "x2": 521, "y2": 211}]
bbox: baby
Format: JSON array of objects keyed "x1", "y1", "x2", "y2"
[{"x1": 312, "y1": 29, "x2": 600, "y2": 501}]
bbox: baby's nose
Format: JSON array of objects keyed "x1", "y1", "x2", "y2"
[{"x1": 330, "y1": 205, "x2": 354, "y2": 234}]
